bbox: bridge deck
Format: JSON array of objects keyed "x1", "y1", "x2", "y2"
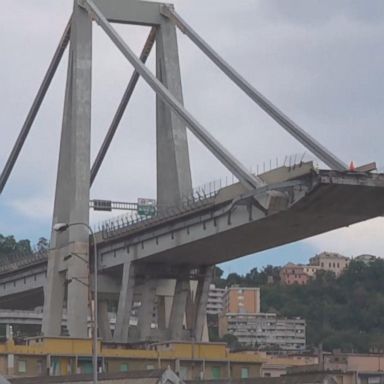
[
  {"x1": 134, "y1": 171, "x2": 384, "y2": 266},
  {"x1": 1, "y1": 169, "x2": 384, "y2": 310}
]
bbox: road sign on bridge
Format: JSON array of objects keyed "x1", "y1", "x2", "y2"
[{"x1": 137, "y1": 198, "x2": 157, "y2": 217}]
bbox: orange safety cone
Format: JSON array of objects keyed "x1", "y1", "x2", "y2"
[{"x1": 349, "y1": 161, "x2": 356, "y2": 171}]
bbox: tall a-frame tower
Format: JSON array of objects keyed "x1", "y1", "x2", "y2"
[{"x1": 43, "y1": 0, "x2": 195, "y2": 338}]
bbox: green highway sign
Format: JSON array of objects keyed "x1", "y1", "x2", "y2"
[{"x1": 137, "y1": 198, "x2": 156, "y2": 217}]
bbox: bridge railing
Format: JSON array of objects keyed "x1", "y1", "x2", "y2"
[
  {"x1": 98, "y1": 178, "x2": 228, "y2": 239},
  {"x1": 97, "y1": 153, "x2": 316, "y2": 239},
  {"x1": 0, "y1": 250, "x2": 47, "y2": 275}
]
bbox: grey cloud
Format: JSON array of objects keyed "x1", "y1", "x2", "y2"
[{"x1": 257, "y1": 0, "x2": 384, "y2": 25}]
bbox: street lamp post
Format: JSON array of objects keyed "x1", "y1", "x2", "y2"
[{"x1": 53, "y1": 222, "x2": 98, "y2": 384}]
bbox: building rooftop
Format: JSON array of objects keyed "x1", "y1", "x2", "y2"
[
  {"x1": 186, "y1": 372, "x2": 337, "y2": 384},
  {"x1": 9, "y1": 369, "x2": 179, "y2": 384},
  {"x1": 312, "y1": 252, "x2": 349, "y2": 260}
]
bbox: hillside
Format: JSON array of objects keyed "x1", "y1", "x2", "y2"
[{"x1": 214, "y1": 259, "x2": 384, "y2": 353}]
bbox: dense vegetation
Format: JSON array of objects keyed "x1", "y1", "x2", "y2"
[
  {"x1": 0, "y1": 234, "x2": 48, "y2": 260},
  {"x1": 213, "y1": 259, "x2": 384, "y2": 353}
]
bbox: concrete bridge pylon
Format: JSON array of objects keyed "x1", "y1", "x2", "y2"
[{"x1": 43, "y1": 0, "x2": 195, "y2": 340}]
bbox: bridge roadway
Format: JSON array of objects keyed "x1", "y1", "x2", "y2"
[
  {"x1": 1, "y1": 162, "x2": 384, "y2": 311},
  {"x1": 96, "y1": 162, "x2": 384, "y2": 267}
]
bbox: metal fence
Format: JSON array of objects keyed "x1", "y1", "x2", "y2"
[
  {"x1": 0, "y1": 250, "x2": 47, "y2": 275},
  {"x1": 97, "y1": 154, "x2": 315, "y2": 239},
  {"x1": 99, "y1": 183, "x2": 220, "y2": 240}
]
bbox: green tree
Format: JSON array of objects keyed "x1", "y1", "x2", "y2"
[
  {"x1": 16, "y1": 239, "x2": 32, "y2": 254},
  {"x1": 0, "y1": 234, "x2": 17, "y2": 254},
  {"x1": 0, "y1": 234, "x2": 33, "y2": 258},
  {"x1": 226, "y1": 272, "x2": 243, "y2": 287},
  {"x1": 259, "y1": 259, "x2": 384, "y2": 352},
  {"x1": 36, "y1": 237, "x2": 49, "y2": 253},
  {"x1": 220, "y1": 333, "x2": 241, "y2": 350}
]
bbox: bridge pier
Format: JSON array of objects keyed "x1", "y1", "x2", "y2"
[
  {"x1": 42, "y1": 249, "x2": 66, "y2": 336},
  {"x1": 156, "y1": 17, "x2": 192, "y2": 210},
  {"x1": 193, "y1": 266, "x2": 213, "y2": 341},
  {"x1": 98, "y1": 300, "x2": 112, "y2": 341},
  {"x1": 138, "y1": 276, "x2": 158, "y2": 341},
  {"x1": 111, "y1": 263, "x2": 211, "y2": 343},
  {"x1": 147, "y1": 15, "x2": 195, "y2": 343},
  {"x1": 113, "y1": 261, "x2": 135, "y2": 342},
  {"x1": 42, "y1": 1, "x2": 92, "y2": 339},
  {"x1": 168, "y1": 278, "x2": 190, "y2": 340}
]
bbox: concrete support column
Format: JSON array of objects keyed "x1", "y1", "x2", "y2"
[
  {"x1": 138, "y1": 278, "x2": 157, "y2": 340},
  {"x1": 42, "y1": 1, "x2": 92, "y2": 338},
  {"x1": 7, "y1": 354, "x2": 14, "y2": 376},
  {"x1": 156, "y1": 18, "x2": 192, "y2": 210},
  {"x1": 98, "y1": 300, "x2": 112, "y2": 341},
  {"x1": 114, "y1": 261, "x2": 135, "y2": 342},
  {"x1": 168, "y1": 278, "x2": 189, "y2": 340},
  {"x1": 155, "y1": 19, "x2": 193, "y2": 341},
  {"x1": 164, "y1": 296, "x2": 173, "y2": 328},
  {"x1": 193, "y1": 267, "x2": 213, "y2": 341},
  {"x1": 185, "y1": 288, "x2": 194, "y2": 331},
  {"x1": 67, "y1": 244, "x2": 91, "y2": 338},
  {"x1": 157, "y1": 296, "x2": 166, "y2": 331},
  {"x1": 42, "y1": 249, "x2": 66, "y2": 336},
  {"x1": 5, "y1": 324, "x2": 13, "y2": 341},
  {"x1": 47, "y1": 355, "x2": 52, "y2": 376}
]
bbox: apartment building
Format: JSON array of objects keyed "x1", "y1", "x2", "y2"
[
  {"x1": 207, "y1": 285, "x2": 225, "y2": 315},
  {"x1": 303, "y1": 265, "x2": 322, "y2": 278},
  {"x1": 219, "y1": 312, "x2": 306, "y2": 351},
  {"x1": 281, "y1": 252, "x2": 350, "y2": 285},
  {"x1": 222, "y1": 287, "x2": 261, "y2": 314},
  {"x1": 280, "y1": 263, "x2": 310, "y2": 285},
  {"x1": 217, "y1": 286, "x2": 306, "y2": 351}
]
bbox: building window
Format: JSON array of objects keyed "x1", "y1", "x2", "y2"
[
  {"x1": 241, "y1": 367, "x2": 249, "y2": 378},
  {"x1": 337, "y1": 263, "x2": 340, "y2": 268},
  {"x1": 321, "y1": 262, "x2": 324, "y2": 267},
  {"x1": 329, "y1": 263, "x2": 331, "y2": 268},
  {"x1": 264, "y1": 372, "x2": 271, "y2": 377},
  {"x1": 18, "y1": 360, "x2": 27, "y2": 373},
  {"x1": 180, "y1": 366, "x2": 188, "y2": 380},
  {"x1": 120, "y1": 363, "x2": 128, "y2": 372},
  {"x1": 211, "y1": 367, "x2": 221, "y2": 379},
  {"x1": 36, "y1": 360, "x2": 43, "y2": 375},
  {"x1": 146, "y1": 365, "x2": 155, "y2": 370}
]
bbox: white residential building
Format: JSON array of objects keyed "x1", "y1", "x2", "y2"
[
  {"x1": 219, "y1": 312, "x2": 306, "y2": 351},
  {"x1": 309, "y1": 252, "x2": 349, "y2": 276},
  {"x1": 206, "y1": 284, "x2": 225, "y2": 315}
]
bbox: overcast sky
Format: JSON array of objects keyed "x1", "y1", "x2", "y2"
[{"x1": 1, "y1": 0, "x2": 383, "y2": 274}]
